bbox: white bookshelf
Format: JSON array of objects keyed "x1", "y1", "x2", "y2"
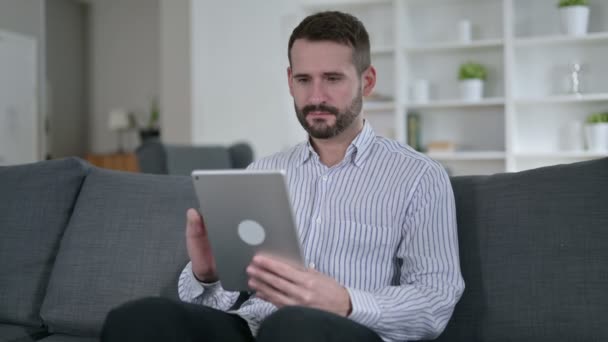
[
  {"x1": 371, "y1": 45, "x2": 395, "y2": 54},
  {"x1": 514, "y1": 31, "x2": 608, "y2": 47},
  {"x1": 427, "y1": 151, "x2": 506, "y2": 161},
  {"x1": 515, "y1": 93, "x2": 608, "y2": 106},
  {"x1": 405, "y1": 39, "x2": 504, "y2": 53},
  {"x1": 407, "y1": 97, "x2": 505, "y2": 110},
  {"x1": 301, "y1": 0, "x2": 608, "y2": 175}
]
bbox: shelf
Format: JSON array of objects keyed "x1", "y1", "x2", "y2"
[
  {"x1": 363, "y1": 101, "x2": 395, "y2": 112},
  {"x1": 303, "y1": 0, "x2": 391, "y2": 10},
  {"x1": 514, "y1": 152, "x2": 608, "y2": 159},
  {"x1": 514, "y1": 31, "x2": 608, "y2": 47},
  {"x1": 426, "y1": 151, "x2": 506, "y2": 161},
  {"x1": 404, "y1": 39, "x2": 503, "y2": 53},
  {"x1": 407, "y1": 97, "x2": 505, "y2": 110},
  {"x1": 295, "y1": 0, "x2": 608, "y2": 175},
  {"x1": 515, "y1": 93, "x2": 608, "y2": 106},
  {"x1": 371, "y1": 45, "x2": 395, "y2": 55}
]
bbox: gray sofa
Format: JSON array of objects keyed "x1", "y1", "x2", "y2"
[
  {"x1": 135, "y1": 140, "x2": 254, "y2": 175},
  {"x1": 1, "y1": 157, "x2": 606, "y2": 342}
]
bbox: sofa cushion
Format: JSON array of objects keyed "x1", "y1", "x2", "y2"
[
  {"x1": 40, "y1": 168, "x2": 195, "y2": 336},
  {"x1": 436, "y1": 158, "x2": 608, "y2": 342},
  {"x1": 0, "y1": 158, "x2": 89, "y2": 326},
  {"x1": 0, "y1": 323, "x2": 48, "y2": 342}
]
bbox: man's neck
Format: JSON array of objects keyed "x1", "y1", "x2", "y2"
[{"x1": 310, "y1": 119, "x2": 364, "y2": 167}]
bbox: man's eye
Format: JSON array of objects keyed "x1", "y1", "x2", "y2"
[
  {"x1": 327, "y1": 76, "x2": 341, "y2": 82},
  {"x1": 296, "y1": 78, "x2": 309, "y2": 84}
]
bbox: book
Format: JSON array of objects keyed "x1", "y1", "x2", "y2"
[{"x1": 407, "y1": 112, "x2": 422, "y2": 151}]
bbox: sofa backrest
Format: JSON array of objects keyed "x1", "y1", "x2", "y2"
[
  {"x1": 39, "y1": 167, "x2": 196, "y2": 336},
  {"x1": 165, "y1": 145, "x2": 232, "y2": 175},
  {"x1": 0, "y1": 158, "x2": 89, "y2": 327},
  {"x1": 435, "y1": 157, "x2": 608, "y2": 342},
  {"x1": 136, "y1": 141, "x2": 255, "y2": 175}
]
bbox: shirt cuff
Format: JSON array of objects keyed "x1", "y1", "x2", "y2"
[
  {"x1": 346, "y1": 287, "x2": 382, "y2": 327},
  {"x1": 182, "y1": 262, "x2": 219, "y2": 297}
]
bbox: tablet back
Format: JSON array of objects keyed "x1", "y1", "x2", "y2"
[{"x1": 191, "y1": 169, "x2": 304, "y2": 291}]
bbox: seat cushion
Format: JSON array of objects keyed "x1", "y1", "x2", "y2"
[
  {"x1": 40, "y1": 168, "x2": 195, "y2": 336},
  {"x1": 0, "y1": 323, "x2": 48, "y2": 342},
  {"x1": 436, "y1": 158, "x2": 608, "y2": 342},
  {"x1": 0, "y1": 158, "x2": 89, "y2": 326}
]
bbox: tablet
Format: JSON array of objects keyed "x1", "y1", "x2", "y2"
[{"x1": 191, "y1": 169, "x2": 304, "y2": 291}]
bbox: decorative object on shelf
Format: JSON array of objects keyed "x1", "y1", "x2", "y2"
[
  {"x1": 458, "y1": 61, "x2": 487, "y2": 102},
  {"x1": 365, "y1": 91, "x2": 393, "y2": 102},
  {"x1": 559, "y1": 121, "x2": 585, "y2": 151},
  {"x1": 558, "y1": 0, "x2": 589, "y2": 36},
  {"x1": 108, "y1": 108, "x2": 132, "y2": 153},
  {"x1": 411, "y1": 79, "x2": 430, "y2": 104},
  {"x1": 426, "y1": 141, "x2": 457, "y2": 153},
  {"x1": 584, "y1": 112, "x2": 608, "y2": 152},
  {"x1": 458, "y1": 20, "x2": 472, "y2": 43},
  {"x1": 406, "y1": 112, "x2": 422, "y2": 151},
  {"x1": 139, "y1": 98, "x2": 161, "y2": 143},
  {"x1": 569, "y1": 61, "x2": 583, "y2": 94}
]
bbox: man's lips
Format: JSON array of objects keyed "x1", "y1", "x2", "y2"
[{"x1": 307, "y1": 111, "x2": 334, "y2": 117}]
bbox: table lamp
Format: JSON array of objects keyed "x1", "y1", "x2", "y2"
[{"x1": 108, "y1": 109, "x2": 130, "y2": 153}]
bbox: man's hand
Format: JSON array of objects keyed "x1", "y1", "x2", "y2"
[
  {"x1": 246, "y1": 255, "x2": 352, "y2": 317},
  {"x1": 185, "y1": 208, "x2": 218, "y2": 283}
]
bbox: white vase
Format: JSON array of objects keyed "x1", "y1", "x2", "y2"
[
  {"x1": 560, "y1": 6, "x2": 590, "y2": 36},
  {"x1": 411, "y1": 79, "x2": 430, "y2": 104},
  {"x1": 458, "y1": 20, "x2": 472, "y2": 43},
  {"x1": 459, "y1": 79, "x2": 483, "y2": 102},
  {"x1": 584, "y1": 123, "x2": 608, "y2": 152}
]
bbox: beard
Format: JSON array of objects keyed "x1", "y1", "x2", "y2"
[{"x1": 294, "y1": 89, "x2": 363, "y2": 139}]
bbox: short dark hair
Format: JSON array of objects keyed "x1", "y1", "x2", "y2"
[{"x1": 288, "y1": 11, "x2": 371, "y2": 74}]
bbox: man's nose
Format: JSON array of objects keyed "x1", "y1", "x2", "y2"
[{"x1": 308, "y1": 79, "x2": 328, "y2": 104}]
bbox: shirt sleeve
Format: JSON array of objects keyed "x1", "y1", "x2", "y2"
[
  {"x1": 346, "y1": 163, "x2": 465, "y2": 341},
  {"x1": 177, "y1": 261, "x2": 240, "y2": 311}
]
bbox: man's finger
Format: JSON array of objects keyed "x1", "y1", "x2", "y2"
[
  {"x1": 187, "y1": 208, "x2": 199, "y2": 225},
  {"x1": 247, "y1": 265, "x2": 301, "y2": 298},
  {"x1": 251, "y1": 255, "x2": 307, "y2": 285},
  {"x1": 249, "y1": 278, "x2": 296, "y2": 307}
]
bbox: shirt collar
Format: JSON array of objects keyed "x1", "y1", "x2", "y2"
[
  {"x1": 347, "y1": 120, "x2": 375, "y2": 168},
  {"x1": 296, "y1": 120, "x2": 376, "y2": 168}
]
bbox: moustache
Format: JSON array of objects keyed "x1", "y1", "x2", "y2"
[{"x1": 302, "y1": 104, "x2": 339, "y2": 116}]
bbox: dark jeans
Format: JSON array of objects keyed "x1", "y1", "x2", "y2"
[{"x1": 101, "y1": 297, "x2": 383, "y2": 342}]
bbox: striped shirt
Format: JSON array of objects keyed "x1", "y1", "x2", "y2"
[{"x1": 178, "y1": 121, "x2": 464, "y2": 342}]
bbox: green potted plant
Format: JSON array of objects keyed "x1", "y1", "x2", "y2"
[
  {"x1": 584, "y1": 112, "x2": 608, "y2": 152},
  {"x1": 458, "y1": 61, "x2": 487, "y2": 102},
  {"x1": 558, "y1": 0, "x2": 589, "y2": 36},
  {"x1": 139, "y1": 99, "x2": 161, "y2": 142}
]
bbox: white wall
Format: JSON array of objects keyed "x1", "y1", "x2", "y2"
[
  {"x1": 160, "y1": 0, "x2": 191, "y2": 145},
  {"x1": 46, "y1": 0, "x2": 88, "y2": 158},
  {"x1": 88, "y1": 0, "x2": 159, "y2": 153},
  {"x1": 0, "y1": 0, "x2": 46, "y2": 160},
  {"x1": 191, "y1": 0, "x2": 306, "y2": 159},
  {"x1": 86, "y1": 0, "x2": 381, "y2": 157},
  {"x1": 190, "y1": 0, "x2": 368, "y2": 159}
]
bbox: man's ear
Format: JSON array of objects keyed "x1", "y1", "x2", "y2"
[
  {"x1": 287, "y1": 66, "x2": 294, "y2": 97},
  {"x1": 362, "y1": 66, "x2": 377, "y2": 97}
]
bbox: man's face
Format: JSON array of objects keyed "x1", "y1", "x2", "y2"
[{"x1": 288, "y1": 39, "x2": 374, "y2": 139}]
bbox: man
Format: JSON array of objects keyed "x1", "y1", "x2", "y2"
[{"x1": 102, "y1": 11, "x2": 464, "y2": 342}]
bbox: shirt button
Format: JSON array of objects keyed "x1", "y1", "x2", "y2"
[
  {"x1": 308, "y1": 262, "x2": 316, "y2": 269},
  {"x1": 322, "y1": 175, "x2": 328, "y2": 181},
  {"x1": 316, "y1": 217, "x2": 321, "y2": 224}
]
